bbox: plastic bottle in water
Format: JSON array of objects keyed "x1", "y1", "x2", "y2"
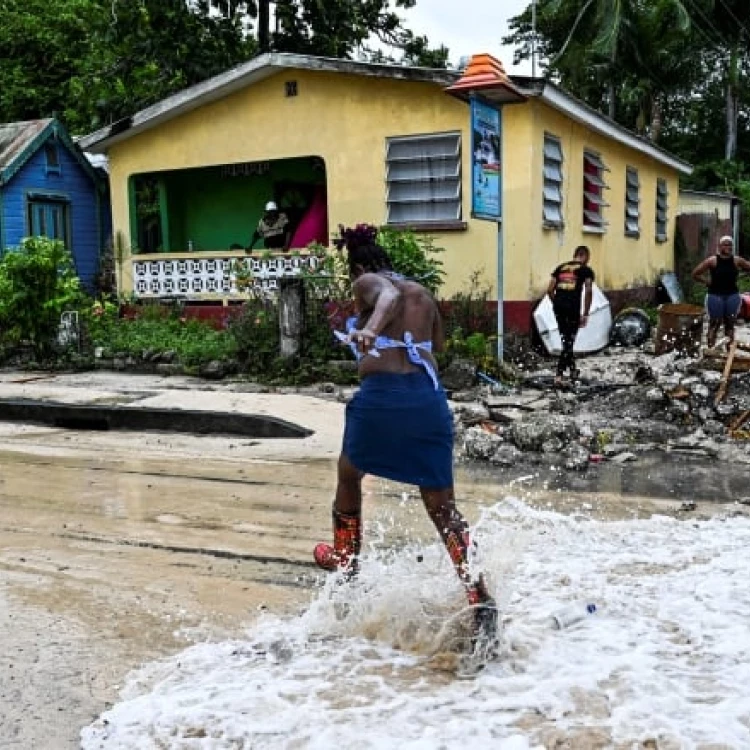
[{"x1": 551, "y1": 602, "x2": 597, "y2": 629}]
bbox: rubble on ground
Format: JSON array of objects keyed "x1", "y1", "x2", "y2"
[{"x1": 452, "y1": 330, "x2": 750, "y2": 471}]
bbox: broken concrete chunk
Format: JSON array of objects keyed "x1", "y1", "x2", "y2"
[
  {"x1": 701, "y1": 370, "x2": 722, "y2": 386},
  {"x1": 510, "y1": 414, "x2": 580, "y2": 452},
  {"x1": 541, "y1": 437, "x2": 565, "y2": 454},
  {"x1": 563, "y1": 443, "x2": 590, "y2": 471},
  {"x1": 688, "y1": 383, "x2": 710, "y2": 400},
  {"x1": 441, "y1": 359, "x2": 476, "y2": 391},
  {"x1": 610, "y1": 451, "x2": 637, "y2": 464},
  {"x1": 463, "y1": 427, "x2": 504, "y2": 460},
  {"x1": 646, "y1": 387, "x2": 666, "y2": 402},
  {"x1": 490, "y1": 444, "x2": 523, "y2": 467},
  {"x1": 702, "y1": 419, "x2": 725, "y2": 435},
  {"x1": 487, "y1": 408, "x2": 526, "y2": 423},
  {"x1": 451, "y1": 402, "x2": 490, "y2": 424}
]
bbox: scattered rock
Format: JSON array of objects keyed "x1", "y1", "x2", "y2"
[
  {"x1": 695, "y1": 407, "x2": 713, "y2": 422},
  {"x1": 160, "y1": 350, "x2": 177, "y2": 364},
  {"x1": 563, "y1": 443, "x2": 590, "y2": 471},
  {"x1": 669, "y1": 400, "x2": 690, "y2": 416},
  {"x1": 541, "y1": 437, "x2": 564, "y2": 454},
  {"x1": 451, "y1": 389, "x2": 482, "y2": 403},
  {"x1": 702, "y1": 419, "x2": 725, "y2": 435},
  {"x1": 549, "y1": 393, "x2": 577, "y2": 415},
  {"x1": 610, "y1": 451, "x2": 637, "y2": 464},
  {"x1": 156, "y1": 363, "x2": 183, "y2": 376},
  {"x1": 463, "y1": 427, "x2": 503, "y2": 460},
  {"x1": 701, "y1": 370, "x2": 722, "y2": 386},
  {"x1": 646, "y1": 387, "x2": 666, "y2": 402},
  {"x1": 679, "y1": 501, "x2": 697, "y2": 512},
  {"x1": 200, "y1": 360, "x2": 227, "y2": 380},
  {"x1": 489, "y1": 444, "x2": 523, "y2": 466},
  {"x1": 715, "y1": 403, "x2": 737, "y2": 417},
  {"x1": 633, "y1": 364, "x2": 655, "y2": 384},
  {"x1": 441, "y1": 358, "x2": 476, "y2": 391},
  {"x1": 511, "y1": 414, "x2": 579, "y2": 452},
  {"x1": 318, "y1": 382, "x2": 336, "y2": 394},
  {"x1": 487, "y1": 408, "x2": 526, "y2": 423},
  {"x1": 451, "y1": 402, "x2": 490, "y2": 425}
]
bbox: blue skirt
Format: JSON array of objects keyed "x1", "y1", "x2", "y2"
[{"x1": 343, "y1": 371, "x2": 454, "y2": 489}]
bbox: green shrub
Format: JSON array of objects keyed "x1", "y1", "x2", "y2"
[
  {"x1": 0, "y1": 237, "x2": 84, "y2": 357},
  {"x1": 327, "y1": 225, "x2": 445, "y2": 295},
  {"x1": 88, "y1": 304, "x2": 236, "y2": 366},
  {"x1": 226, "y1": 299, "x2": 279, "y2": 371},
  {"x1": 443, "y1": 269, "x2": 495, "y2": 337},
  {"x1": 301, "y1": 242, "x2": 352, "y2": 301},
  {"x1": 376, "y1": 227, "x2": 445, "y2": 295}
]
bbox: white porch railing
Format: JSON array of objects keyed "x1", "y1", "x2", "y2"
[{"x1": 130, "y1": 251, "x2": 321, "y2": 299}]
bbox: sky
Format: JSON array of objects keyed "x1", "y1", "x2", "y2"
[{"x1": 401, "y1": 0, "x2": 533, "y2": 73}]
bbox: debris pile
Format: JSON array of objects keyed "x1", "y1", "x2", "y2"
[{"x1": 451, "y1": 338, "x2": 750, "y2": 471}]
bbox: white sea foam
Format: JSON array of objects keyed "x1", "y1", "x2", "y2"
[{"x1": 81, "y1": 500, "x2": 750, "y2": 749}]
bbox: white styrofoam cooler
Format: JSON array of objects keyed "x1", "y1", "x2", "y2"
[{"x1": 533, "y1": 283, "x2": 612, "y2": 355}]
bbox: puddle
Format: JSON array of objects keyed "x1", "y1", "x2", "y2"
[
  {"x1": 2, "y1": 433, "x2": 748, "y2": 749},
  {"x1": 81, "y1": 501, "x2": 750, "y2": 749},
  {"x1": 461, "y1": 450, "x2": 750, "y2": 505}
]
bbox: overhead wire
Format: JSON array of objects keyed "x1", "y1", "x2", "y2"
[
  {"x1": 682, "y1": 0, "x2": 733, "y2": 48},
  {"x1": 716, "y1": 0, "x2": 749, "y2": 38}
]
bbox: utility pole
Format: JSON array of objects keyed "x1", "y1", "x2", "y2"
[
  {"x1": 259, "y1": 0, "x2": 270, "y2": 53},
  {"x1": 531, "y1": 0, "x2": 538, "y2": 78}
]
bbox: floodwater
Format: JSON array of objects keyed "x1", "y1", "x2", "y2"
[{"x1": 1, "y1": 422, "x2": 749, "y2": 749}]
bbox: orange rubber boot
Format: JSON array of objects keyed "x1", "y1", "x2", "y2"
[{"x1": 313, "y1": 510, "x2": 361, "y2": 578}]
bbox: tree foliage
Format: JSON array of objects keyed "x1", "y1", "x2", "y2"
[
  {"x1": 0, "y1": 0, "x2": 449, "y2": 134},
  {"x1": 505, "y1": 0, "x2": 750, "y2": 225}
]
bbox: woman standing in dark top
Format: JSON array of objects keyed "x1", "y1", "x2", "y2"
[{"x1": 692, "y1": 236, "x2": 750, "y2": 348}]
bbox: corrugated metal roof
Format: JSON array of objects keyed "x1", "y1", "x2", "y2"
[{"x1": 0, "y1": 119, "x2": 53, "y2": 170}]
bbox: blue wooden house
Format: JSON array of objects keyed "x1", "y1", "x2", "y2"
[{"x1": 0, "y1": 118, "x2": 110, "y2": 290}]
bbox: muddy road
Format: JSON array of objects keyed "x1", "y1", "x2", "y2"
[{"x1": 1, "y1": 414, "x2": 747, "y2": 749}]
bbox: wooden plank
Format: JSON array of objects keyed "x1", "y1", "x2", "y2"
[
  {"x1": 714, "y1": 341, "x2": 738, "y2": 406},
  {"x1": 728, "y1": 409, "x2": 750, "y2": 434}
]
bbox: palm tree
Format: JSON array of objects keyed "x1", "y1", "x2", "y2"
[{"x1": 547, "y1": 0, "x2": 691, "y2": 127}]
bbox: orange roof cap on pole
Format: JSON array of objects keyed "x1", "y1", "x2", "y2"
[{"x1": 445, "y1": 53, "x2": 527, "y2": 104}]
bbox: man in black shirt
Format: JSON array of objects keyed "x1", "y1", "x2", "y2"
[{"x1": 546, "y1": 245, "x2": 595, "y2": 386}]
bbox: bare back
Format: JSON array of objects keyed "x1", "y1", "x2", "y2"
[{"x1": 354, "y1": 274, "x2": 442, "y2": 378}]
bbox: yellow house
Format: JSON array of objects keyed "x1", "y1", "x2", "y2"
[{"x1": 80, "y1": 52, "x2": 692, "y2": 332}]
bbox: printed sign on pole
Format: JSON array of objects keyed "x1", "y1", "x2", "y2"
[{"x1": 470, "y1": 97, "x2": 502, "y2": 221}]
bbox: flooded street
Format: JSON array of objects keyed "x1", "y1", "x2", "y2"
[{"x1": 1, "y1": 402, "x2": 749, "y2": 748}]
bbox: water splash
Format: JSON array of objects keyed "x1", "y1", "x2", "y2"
[{"x1": 81, "y1": 499, "x2": 750, "y2": 749}]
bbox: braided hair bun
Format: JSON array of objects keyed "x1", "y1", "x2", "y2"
[{"x1": 335, "y1": 223, "x2": 393, "y2": 275}]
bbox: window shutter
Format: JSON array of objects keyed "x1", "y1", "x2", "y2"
[{"x1": 385, "y1": 133, "x2": 462, "y2": 224}]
